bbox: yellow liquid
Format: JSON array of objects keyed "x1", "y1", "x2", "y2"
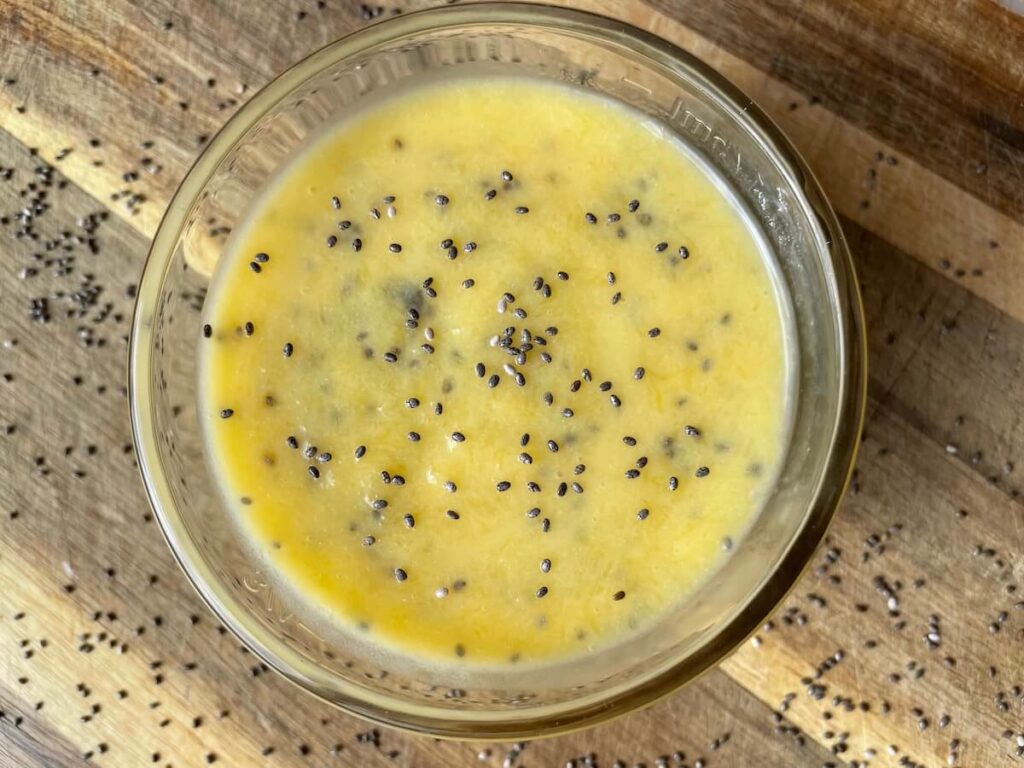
[{"x1": 201, "y1": 78, "x2": 789, "y2": 664}]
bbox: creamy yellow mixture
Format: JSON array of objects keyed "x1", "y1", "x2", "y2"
[{"x1": 200, "y1": 78, "x2": 789, "y2": 664}]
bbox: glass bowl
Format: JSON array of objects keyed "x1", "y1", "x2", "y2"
[{"x1": 129, "y1": 2, "x2": 865, "y2": 740}]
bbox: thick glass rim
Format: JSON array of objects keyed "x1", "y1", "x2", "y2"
[{"x1": 129, "y1": 1, "x2": 867, "y2": 739}]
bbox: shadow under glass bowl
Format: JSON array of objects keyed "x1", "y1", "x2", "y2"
[{"x1": 129, "y1": 2, "x2": 866, "y2": 740}]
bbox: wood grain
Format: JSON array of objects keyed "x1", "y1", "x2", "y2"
[
  {"x1": 0, "y1": 1, "x2": 1021, "y2": 766},
  {"x1": 646, "y1": 0, "x2": 1024, "y2": 221}
]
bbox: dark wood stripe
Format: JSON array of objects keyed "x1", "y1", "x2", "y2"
[
  {"x1": 849, "y1": 214, "x2": 1024, "y2": 504},
  {"x1": 0, "y1": 687, "x2": 89, "y2": 767},
  {"x1": 645, "y1": 0, "x2": 1024, "y2": 222}
]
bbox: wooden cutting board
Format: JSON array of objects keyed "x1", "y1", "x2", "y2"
[{"x1": 0, "y1": 1, "x2": 1021, "y2": 765}]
